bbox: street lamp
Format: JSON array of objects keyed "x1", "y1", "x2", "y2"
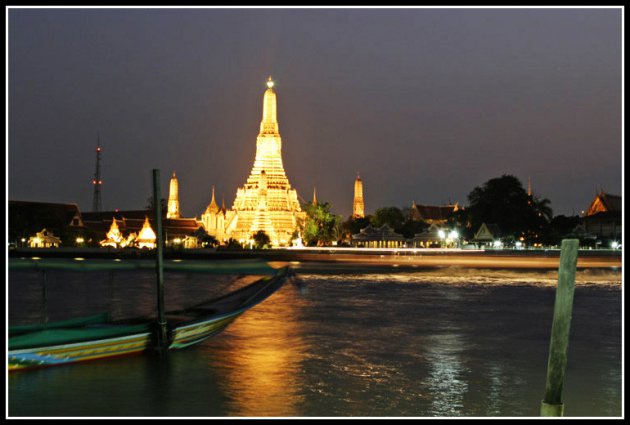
[
  {"x1": 438, "y1": 229, "x2": 446, "y2": 248},
  {"x1": 448, "y1": 230, "x2": 459, "y2": 248}
]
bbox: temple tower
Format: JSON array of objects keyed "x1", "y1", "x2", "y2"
[
  {"x1": 201, "y1": 186, "x2": 231, "y2": 242},
  {"x1": 166, "y1": 171, "x2": 180, "y2": 219},
  {"x1": 230, "y1": 77, "x2": 305, "y2": 246},
  {"x1": 353, "y1": 173, "x2": 365, "y2": 218}
]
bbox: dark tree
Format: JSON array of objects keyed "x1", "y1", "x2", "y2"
[
  {"x1": 447, "y1": 208, "x2": 473, "y2": 240},
  {"x1": 252, "y1": 230, "x2": 271, "y2": 249},
  {"x1": 531, "y1": 196, "x2": 553, "y2": 222},
  {"x1": 397, "y1": 219, "x2": 429, "y2": 239},
  {"x1": 193, "y1": 227, "x2": 218, "y2": 248},
  {"x1": 342, "y1": 215, "x2": 373, "y2": 236},
  {"x1": 371, "y1": 207, "x2": 405, "y2": 230},
  {"x1": 465, "y1": 174, "x2": 548, "y2": 243},
  {"x1": 541, "y1": 215, "x2": 580, "y2": 246},
  {"x1": 224, "y1": 238, "x2": 243, "y2": 250}
]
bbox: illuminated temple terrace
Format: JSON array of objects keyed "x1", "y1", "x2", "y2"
[{"x1": 201, "y1": 77, "x2": 305, "y2": 247}]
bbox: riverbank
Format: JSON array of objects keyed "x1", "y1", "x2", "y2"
[{"x1": 8, "y1": 247, "x2": 622, "y2": 270}]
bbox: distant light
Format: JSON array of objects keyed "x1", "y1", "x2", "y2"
[
  {"x1": 448, "y1": 230, "x2": 459, "y2": 240},
  {"x1": 97, "y1": 147, "x2": 101, "y2": 152},
  {"x1": 173, "y1": 238, "x2": 182, "y2": 244},
  {"x1": 115, "y1": 209, "x2": 119, "y2": 212},
  {"x1": 611, "y1": 241, "x2": 619, "y2": 249},
  {"x1": 31, "y1": 257, "x2": 41, "y2": 260},
  {"x1": 438, "y1": 230, "x2": 446, "y2": 239},
  {"x1": 74, "y1": 257, "x2": 85, "y2": 261},
  {"x1": 515, "y1": 241, "x2": 522, "y2": 248},
  {"x1": 76, "y1": 237, "x2": 84, "y2": 244},
  {"x1": 493, "y1": 240, "x2": 503, "y2": 248}
]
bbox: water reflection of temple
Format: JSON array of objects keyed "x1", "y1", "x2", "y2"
[{"x1": 207, "y1": 283, "x2": 307, "y2": 417}]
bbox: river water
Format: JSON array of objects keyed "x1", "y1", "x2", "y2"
[{"x1": 7, "y1": 263, "x2": 623, "y2": 418}]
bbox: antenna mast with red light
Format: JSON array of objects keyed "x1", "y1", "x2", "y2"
[{"x1": 92, "y1": 134, "x2": 103, "y2": 211}]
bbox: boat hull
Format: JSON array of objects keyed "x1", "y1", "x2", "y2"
[
  {"x1": 9, "y1": 267, "x2": 288, "y2": 371},
  {"x1": 9, "y1": 332, "x2": 152, "y2": 371}
]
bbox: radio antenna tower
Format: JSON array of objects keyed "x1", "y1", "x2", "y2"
[{"x1": 92, "y1": 134, "x2": 103, "y2": 211}]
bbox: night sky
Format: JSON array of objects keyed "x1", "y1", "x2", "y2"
[{"x1": 8, "y1": 7, "x2": 622, "y2": 219}]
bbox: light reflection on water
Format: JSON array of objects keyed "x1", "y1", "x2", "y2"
[
  {"x1": 205, "y1": 286, "x2": 308, "y2": 417},
  {"x1": 423, "y1": 333, "x2": 468, "y2": 416},
  {"x1": 8, "y1": 267, "x2": 622, "y2": 417}
]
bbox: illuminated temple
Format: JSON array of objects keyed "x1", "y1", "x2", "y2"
[
  {"x1": 201, "y1": 77, "x2": 305, "y2": 247},
  {"x1": 166, "y1": 171, "x2": 180, "y2": 219},
  {"x1": 353, "y1": 173, "x2": 365, "y2": 218}
]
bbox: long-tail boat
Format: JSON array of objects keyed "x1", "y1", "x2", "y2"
[{"x1": 9, "y1": 260, "x2": 289, "y2": 371}]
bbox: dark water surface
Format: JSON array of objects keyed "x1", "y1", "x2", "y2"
[{"x1": 8, "y1": 265, "x2": 622, "y2": 417}]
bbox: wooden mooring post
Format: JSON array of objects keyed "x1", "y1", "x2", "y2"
[
  {"x1": 541, "y1": 239, "x2": 579, "y2": 416},
  {"x1": 153, "y1": 169, "x2": 168, "y2": 355}
]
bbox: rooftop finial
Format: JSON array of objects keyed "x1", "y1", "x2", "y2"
[{"x1": 266, "y1": 76, "x2": 274, "y2": 89}]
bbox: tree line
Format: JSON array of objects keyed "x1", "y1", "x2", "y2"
[{"x1": 295, "y1": 174, "x2": 581, "y2": 248}]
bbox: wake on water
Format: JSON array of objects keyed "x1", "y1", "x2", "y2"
[{"x1": 297, "y1": 267, "x2": 622, "y2": 288}]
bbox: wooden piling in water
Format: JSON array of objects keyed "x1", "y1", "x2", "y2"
[
  {"x1": 153, "y1": 169, "x2": 168, "y2": 354},
  {"x1": 541, "y1": 239, "x2": 579, "y2": 416}
]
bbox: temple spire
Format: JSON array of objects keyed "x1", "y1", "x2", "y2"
[
  {"x1": 353, "y1": 173, "x2": 365, "y2": 218},
  {"x1": 260, "y1": 76, "x2": 279, "y2": 135},
  {"x1": 206, "y1": 185, "x2": 219, "y2": 214},
  {"x1": 313, "y1": 187, "x2": 317, "y2": 206},
  {"x1": 166, "y1": 171, "x2": 180, "y2": 219}
]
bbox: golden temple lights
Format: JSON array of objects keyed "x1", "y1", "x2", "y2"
[
  {"x1": 202, "y1": 77, "x2": 305, "y2": 247},
  {"x1": 166, "y1": 171, "x2": 181, "y2": 219},
  {"x1": 353, "y1": 173, "x2": 365, "y2": 218},
  {"x1": 136, "y1": 217, "x2": 157, "y2": 249}
]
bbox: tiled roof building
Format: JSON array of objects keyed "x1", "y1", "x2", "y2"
[
  {"x1": 351, "y1": 224, "x2": 405, "y2": 248},
  {"x1": 409, "y1": 201, "x2": 458, "y2": 225},
  {"x1": 577, "y1": 191, "x2": 621, "y2": 243},
  {"x1": 9, "y1": 200, "x2": 84, "y2": 243}
]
